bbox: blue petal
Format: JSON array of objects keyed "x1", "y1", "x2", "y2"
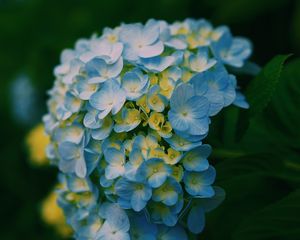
[
  {"x1": 161, "y1": 211, "x2": 178, "y2": 227},
  {"x1": 158, "y1": 225, "x2": 188, "y2": 240},
  {"x1": 104, "y1": 147, "x2": 125, "y2": 165},
  {"x1": 138, "y1": 40, "x2": 164, "y2": 58},
  {"x1": 233, "y1": 91, "x2": 249, "y2": 109},
  {"x1": 149, "y1": 172, "x2": 168, "y2": 188},
  {"x1": 182, "y1": 145, "x2": 211, "y2": 171},
  {"x1": 187, "y1": 206, "x2": 205, "y2": 234},
  {"x1": 75, "y1": 157, "x2": 87, "y2": 178},
  {"x1": 115, "y1": 178, "x2": 133, "y2": 200},
  {"x1": 91, "y1": 116, "x2": 113, "y2": 140},
  {"x1": 131, "y1": 192, "x2": 147, "y2": 212},
  {"x1": 84, "y1": 150, "x2": 100, "y2": 175},
  {"x1": 170, "y1": 84, "x2": 195, "y2": 111},
  {"x1": 164, "y1": 134, "x2": 202, "y2": 152}
]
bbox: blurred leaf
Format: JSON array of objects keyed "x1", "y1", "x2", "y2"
[
  {"x1": 204, "y1": 172, "x2": 291, "y2": 240},
  {"x1": 241, "y1": 58, "x2": 300, "y2": 150},
  {"x1": 236, "y1": 54, "x2": 291, "y2": 139},
  {"x1": 232, "y1": 189, "x2": 300, "y2": 240},
  {"x1": 247, "y1": 54, "x2": 291, "y2": 116},
  {"x1": 202, "y1": 151, "x2": 296, "y2": 240}
]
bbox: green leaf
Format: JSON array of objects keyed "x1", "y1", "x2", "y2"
[
  {"x1": 201, "y1": 152, "x2": 297, "y2": 240},
  {"x1": 236, "y1": 54, "x2": 291, "y2": 140},
  {"x1": 232, "y1": 189, "x2": 300, "y2": 240},
  {"x1": 241, "y1": 58, "x2": 300, "y2": 151},
  {"x1": 246, "y1": 54, "x2": 291, "y2": 116},
  {"x1": 202, "y1": 172, "x2": 291, "y2": 240}
]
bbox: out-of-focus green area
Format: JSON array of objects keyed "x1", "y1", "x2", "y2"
[{"x1": 0, "y1": 0, "x2": 299, "y2": 239}]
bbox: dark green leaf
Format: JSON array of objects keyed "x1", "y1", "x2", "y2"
[
  {"x1": 232, "y1": 189, "x2": 300, "y2": 240},
  {"x1": 236, "y1": 54, "x2": 291, "y2": 140},
  {"x1": 241, "y1": 58, "x2": 300, "y2": 151},
  {"x1": 246, "y1": 54, "x2": 291, "y2": 116}
]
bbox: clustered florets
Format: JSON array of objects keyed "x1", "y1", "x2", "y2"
[{"x1": 44, "y1": 18, "x2": 251, "y2": 239}]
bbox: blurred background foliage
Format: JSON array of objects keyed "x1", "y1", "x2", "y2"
[{"x1": 0, "y1": 0, "x2": 299, "y2": 239}]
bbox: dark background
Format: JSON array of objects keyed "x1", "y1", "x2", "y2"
[{"x1": 0, "y1": 0, "x2": 299, "y2": 239}]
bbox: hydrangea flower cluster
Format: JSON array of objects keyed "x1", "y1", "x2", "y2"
[{"x1": 44, "y1": 18, "x2": 252, "y2": 239}]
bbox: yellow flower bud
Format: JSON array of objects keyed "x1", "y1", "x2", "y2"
[
  {"x1": 26, "y1": 124, "x2": 50, "y2": 166},
  {"x1": 148, "y1": 112, "x2": 165, "y2": 131},
  {"x1": 41, "y1": 190, "x2": 72, "y2": 237},
  {"x1": 136, "y1": 95, "x2": 150, "y2": 113}
]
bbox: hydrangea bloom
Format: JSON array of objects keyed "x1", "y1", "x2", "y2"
[{"x1": 44, "y1": 18, "x2": 253, "y2": 239}]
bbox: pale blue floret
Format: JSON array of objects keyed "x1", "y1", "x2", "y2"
[
  {"x1": 120, "y1": 21, "x2": 164, "y2": 61},
  {"x1": 85, "y1": 57, "x2": 123, "y2": 84},
  {"x1": 152, "y1": 177, "x2": 182, "y2": 206},
  {"x1": 164, "y1": 134, "x2": 202, "y2": 152},
  {"x1": 89, "y1": 79, "x2": 126, "y2": 119},
  {"x1": 136, "y1": 158, "x2": 172, "y2": 188},
  {"x1": 132, "y1": 135, "x2": 159, "y2": 157},
  {"x1": 124, "y1": 148, "x2": 144, "y2": 181},
  {"x1": 115, "y1": 178, "x2": 152, "y2": 211},
  {"x1": 102, "y1": 26, "x2": 121, "y2": 41},
  {"x1": 174, "y1": 129, "x2": 208, "y2": 143},
  {"x1": 188, "y1": 19, "x2": 213, "y2": 47},
  {"x1": 58, "y1": 141, "x2": 87, "y2": 178},
  {"x1": 64, "y1": 91, "x2": 82, "y2": 114},
  {"x1": 185, "y1": 18, "x2": 212, "y2": 34},
  {"x1": 122, "y1": 68, "x2": 149, "y2": 100},
  {"x1": 164, "y1": 36, "x2": 188, "y2": 50},
  {"x1": 72, "y1": 208, "x2": 103, "y2": 240},
  {"x1": 99, "y1": 164, "x2": 114, "y2": 187},
  {"x1": 147, "y1": 85, "x2": 168, "y2": 112},
  {"x1": 211, "y1": 27, "x2": 252, "y2": 67},
  {"x1": 182, "y1": 144, "x2": 211, "y2": 171},
  {"x1": 55, "y1": 58, "x2": 84, "y2": 85},
  {"x1": 166, "y1": 66, "x2": 182, "y2": 82},
  {"x1": 103, "y1": 147, "x2": 126, "y2": 180},
  {"x1": 53, "y1": 124, "x2": 85, "y2": 145},
  {"x1": 150, "y1": 197, "x2": 183, "y2": 226},
  {"x1": 54, "y1": 49, "x2": 76, "y2": 77},
  {"x1": 114, "y1": 108, "x2": 141, "y2": 133},
  {"x1": 157, "y1": 224, "x2": 188, "y2": 240},
  {"x1": 55, "y1": 104, "x2": 72, "y2": 121},
  {"x1": 69, "y1": 209, "x2": 101, "y2": 233},
  {"x1": 84, "y1": 138, "x2": 102, "y2": 175},
  {"x1": 146, "y1": 19, "x2": 187, "y2": 50},
  {"x1": 80, "y1": 38, "x2": 123, "y2": 64},
  {"x1": 188, "y1": 47, "x2": 217, "y2": 72},
  {"x1": 91, "y1": 116, "x2": 114, "y2": 140},
  {"x1": 190, "y1": 65, "x2": 236, "y2": 116},
  {"x1": 97, "y1": 202, "x2": 130, "y2": 240},
  {"x1": 168, "y1": 83, "x2": 210, "y2": 136},
  {"x1": 56, "y1": 91, "x2": 83, "y2": 120},
  {"x1": 42, "y1": 114, "x2": 57, "y2": 135},
  {"x1": 114, "y1": 107, "x2": 141, "y2": 133},
  {"x1": 73, "y1": 75, "x2": 99, "y2": 100},
  {"x1": 96, "y1": 221, "x2": 130, "y2": 240},
  {"x1": 183, "y1": 166, "x2": 216, "y2": 197},
  {"x1": 138, "y1": 51, "x2": 183, "y2": 73},
  {"x1": 130, "y1": 214, "x2": 158, "y2": 240},
  {"x1": 83, "y1": 107, "x2": 102, "y2": 129},
  {"x1": 56, "y1": 174, "x2": 99, "y2": 221},
  {"x1": 233, "y1": 91, "x2": 250, "y2": 109},
  {"x1": 65, "y1": 174, "x2": 92, "y2": 193},
  {"x1": 101, "y1": 138, "x2": 125, "y2": 152},
  {"x1": 54, "y1": 125, "x2": 88, "y2": 178},
  {"x1": 187, "y1": 187, "x2": 225, "y2": 234}
]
